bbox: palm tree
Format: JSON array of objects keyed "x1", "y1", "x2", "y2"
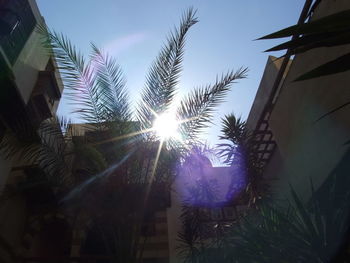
[
  {"x1": 0, "y1": 8, "x2": 247, "y2": 263},
  {"x1": 176, "y1": 144, "x2": 217, "y2": 263},
  {"x1": 217, "y1": 114, "x2": 266, "y2": 207}
]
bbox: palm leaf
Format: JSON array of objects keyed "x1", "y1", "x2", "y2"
[
  {"x1": 290, "y1": 186, "x2": 319, "y2": 240},
  {"x1": 177, "y1": 68, "x2": 248, "y2": 142},
  {"x1": 258, "y1": 9, "x2": 350, "y2": 40},
  {"x1": 315, "y1": 101, "x2": 350, "y2": 122},
  {"x1": 265, "y1": 31, "x2": 350, "y2": 54},
  {"x1": 37, "y1": 25, "x2": 103, "y2": 125},
  {"x1": 218, "y1": 114, "x2": 247, "y2": 143},
  {"x1": 90, "y1": 44, "x2": 131, "y2": 122},
  {"x1": 177, "y1": 205, "x2": 202, "y2": 263},
  {"x1": 136, "y1": 8, "x2": 198, "y2": 131},
  {"x1": 295, "y1": 52, "x2": 350, "y2": 81},
  {"x1": 2, "y1": 116, "x2": 71, "y2": 184}
]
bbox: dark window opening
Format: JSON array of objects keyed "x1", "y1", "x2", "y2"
[{"x1": 0, "y1": 0, "x2": 37, "y2": 64}]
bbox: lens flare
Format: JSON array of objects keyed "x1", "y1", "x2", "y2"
[{"x1": 153, "y1": 113, "x2": 180, "y2": 140}]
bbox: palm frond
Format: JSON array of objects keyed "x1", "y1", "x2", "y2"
[
  {"x1": 37, "y1": 25, "x2": 103, "y2": 125},
  {"x1": 0, "y1": 115, "x2": 42, "y2": 162},
  {"x1": 217, "y1": 114, "x2": 249, "y2": 164},
  {"x1": 219, "y1": 114, "x2": 247, "y2": 144},
  {"x1": 136, "y1": 8, "x2": 198, "y2": 130},
  {"x1": 177, "y1": 205, "x2": 202, "y2": 263},
  {"x1": 0, "y1": 116, "x2": 72, "y2": 188},
  {"x1": 90, "y1": 44, "x2": 131, "y2": 122},
  {"x1": 177, "y1": 68, "x2": 248, "y2": 142},
  {"x1": 36, "y1": 117, "x2": 72, "y2": 186}
]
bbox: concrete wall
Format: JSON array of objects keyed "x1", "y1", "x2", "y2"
[
  {"x1": 268, "y1": 0, "x2": 350, "y2": 200},
  {"x1": 246, "y1": 56, "x2": 291, "y2": 131},
  {"x1": 12, "y1": 0, "x2": 50, "y2": 104},
  {"x1": 0, "y1": 0, "x2": 64, "y2": 257},
  {"x1": 0, "y1": 0, "x2": 64, "y2": 190}
]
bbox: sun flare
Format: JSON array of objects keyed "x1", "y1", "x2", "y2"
[{"x1": 153, "y1": 113, "x2": 180, "y2": 140}]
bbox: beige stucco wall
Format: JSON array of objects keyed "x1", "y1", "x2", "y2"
[
  {"x1": 246, "y1": 56, "x2": 291, "y2": 132},
  {"x1": 268, "y1": 0, "x2": 350, "y2": 200}
]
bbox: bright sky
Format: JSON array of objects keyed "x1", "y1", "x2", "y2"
[{"x1": 36, "y1": 0, "x2": 305, "y2": 147}]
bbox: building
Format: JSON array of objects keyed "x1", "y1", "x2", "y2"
[
  {"x1": 166, "y1": 1, "x2": 350, "y2": 260},
  {"x1": 167, "y1": 152, "x2": 246, "y2": 263},
  {"x1": 246, "y1": 0, "x2": 350, "y2": 201},
  {"x1": 0, "y1": 0, "x2": 63, "y2": 187},
  {"x1": 65, "y1": 123, "x2": 172, "y2": 263},
  {"x1": 0, "y1": 0, "x2": 64, "y2": 261},
  {"x1": 1, "y1": 116, "x2": 173, "y2": 262}
]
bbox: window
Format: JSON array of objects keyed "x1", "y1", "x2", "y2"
[
  {"x1": 0, "y1": 0, "x2": 36, "y2": 64},
  {"x1": 0, "y1": 7, "x2": 20, "y2": 36}
]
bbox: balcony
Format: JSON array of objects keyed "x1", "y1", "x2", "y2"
[
  {"x1": 34, "y1": 70, "x2": 61, "y2": 100},
  {"x1": 0, "y1": 0, "x2": 37, "y2": 64},
  {"x1": 26, "y1": 94, "x2": 53, "y2": 128},
  {"x1": 0, "y1": 56, "x2": 61, "y2": 140},
  {"x1": 26, "y1": 69, "x2": 61, "y2": 127}
]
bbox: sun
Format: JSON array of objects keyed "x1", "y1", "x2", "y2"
[{"x1": 153, "y1": 113, "x2": 180, "y2": 140}]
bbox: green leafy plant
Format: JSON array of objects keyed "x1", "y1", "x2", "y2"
[{"x1": 217, "y1": 114, "x2": 267, "y2": 206}]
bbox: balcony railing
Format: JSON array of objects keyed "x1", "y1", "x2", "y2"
[{"x1": 0, "y1": 0, "x2": 37, "y2": 64}]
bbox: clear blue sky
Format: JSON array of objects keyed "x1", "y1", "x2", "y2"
[{"x1": 37, "y1": 0, "x2": 305, "y2": 146}]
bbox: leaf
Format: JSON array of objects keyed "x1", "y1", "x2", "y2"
[
  {"x1": 295, "y1": 52, "x2": 350, "y2": 81},
  {"x1": 290, "y1": 186, "x2": 319, "y2": 239},
  {"x1": 343, "y1": 139, "x2": 350, "y2": 145},
  {"x1": 90, "y1": 44, "x2": 131, "y2": 122},
  {"x1": 265, "y1": 31, "x2": 350, "y2": 53},
  {"x1": 309, "y1": 179, "x2": 325, "y2": 249},
  {"x1": 37, "y1": 25, "x2": 104, "y2": 125},
  {"x1": 178, "y1": 69, "x2": 248, "y2": 142},
  {"x1": 315, "y1": 101, "x2": 350, "y2": 122},
  {"x1": 258, "y1": 9, "x2": 350, "y2": 40},
  {"x1": 218, "y1": 114, "x2": 247, "y2": 143},
  {"x1": 136, "y1": 8, "x2": 198, "y2": 131}
]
